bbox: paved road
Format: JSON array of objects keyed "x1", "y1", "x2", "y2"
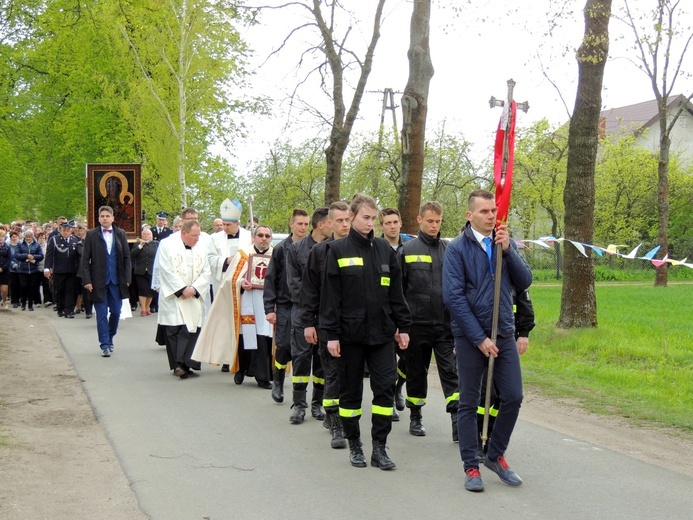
[{"x1": 53, "y1": 312, "x2": 692, "y2": 520}]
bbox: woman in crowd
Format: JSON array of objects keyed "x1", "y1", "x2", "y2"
[
  {"x1": 14, "y1": 229, "x2": 44, "y2": 311},
  {"x1": 75, "y1": 223, "x2": 94, "y2": 319},
  {"x1": 8, "y1": 230, "x2": 21, "y2": 308},
  {"x1": 171, "y1": 216, "x2": 182, "y2": 232},
  {"x1": 0, "y1": 228, "x2": 10, "y2": 309},
  {"x1": 36, "y1": 230, "x2": 52, "y2": 306},
  {"x1": 130, "y1": 227, "x2": 158, "y2": 316}
]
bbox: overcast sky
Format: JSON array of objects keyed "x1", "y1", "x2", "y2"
[{"x1": 229, "y1": 0, "x2": 693, "y2": 170}]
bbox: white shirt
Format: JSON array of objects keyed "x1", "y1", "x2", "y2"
[{"x1": 102, "y1": 228, "x2": 114, "y2": 254}]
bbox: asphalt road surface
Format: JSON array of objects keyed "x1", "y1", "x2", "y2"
[{"x1": 53, "y1": 312, "x2": 693, "y2": 520}]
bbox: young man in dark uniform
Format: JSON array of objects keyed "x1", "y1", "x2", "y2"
[
  {"x1": 320, "y1": 194, "x2": 411, "y2": 470},
  {"x1": 263, "y1": 209, "x2": 309, "y2": 403},
  {"x1": 299, "y1": 200, "x2": 351, "y2": 448},
  {"x1": 400, "y1": 202, "x2": 459, "y2": 440},
  {"x1": 44, "y1": 220, "x2": 80, "y2": 318},
  {"x1": 286, "y1": 207, "x2": 331, "y2": 423}
]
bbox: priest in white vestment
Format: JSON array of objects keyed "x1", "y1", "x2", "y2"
[
  {"x1": 157, "y1": 220, "x2": 211, "y2": 379},
  {"x1": 193, "y1": 225, "x2": 274, "y2": 387},
  {"x1": 206, "y1": 197, "x2": 252, "y2": 371}
]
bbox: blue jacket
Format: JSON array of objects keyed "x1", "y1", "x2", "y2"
[
  {"x1": 15, "y1": 240, "x2": 44, "y2": 275},
  {"x1": 443, "y1": 222, "x2": 532, "y2": 346}
]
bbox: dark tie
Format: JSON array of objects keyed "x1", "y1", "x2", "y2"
[{"x1": 483, "y1": 237, "x2": 494, "y2": 274}]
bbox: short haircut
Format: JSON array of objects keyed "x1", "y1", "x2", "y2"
[
  {"x1": 254, "y1": 225, "x2": 272, "y2": 236},
  {"x1": 329, "y1": 200, "x2": 349, "y2": 219},
  {"x1": 351, "y1": 194, "x2": 379, "y2": 217},
  {"x1": 379, "y1": 207, "x2": 400, "y2": 225},
  {"x1": 420, "y1": 201, "x2": 443, "y2": 216},
  {"x1": 24, "y1": 229, "x2": 34, "y2": 238},
  {"x1": 181, "y1": 208, "x2": 198, "y2": 219},
  {"x1": 468, "y1": 189, "x2": 494, "y2": 209},
  {"x1": 311, "y1": 207, "x2": 330, "y2": 228},
  {"x1": 291, "y1": 208, "x2": 309, "y2": 222},
  {"x1": 181, "y1": 219, "x2": 200, "y2": 233},
  {"x1": 98, "y1": 205, "x2": 114, "y2": 216}
]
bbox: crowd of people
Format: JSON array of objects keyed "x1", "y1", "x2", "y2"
[{"x1": 1, "y1": 189, "x2": 534, "y2": 492}]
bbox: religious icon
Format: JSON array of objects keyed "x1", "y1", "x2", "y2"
[
  {"x1": 246, "y1": 254, "x2": 271, "y2": 289},
  {"x1": 86, "y1": 164, "x2": 141, "y2": 239}
]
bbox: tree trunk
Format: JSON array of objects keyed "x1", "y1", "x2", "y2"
[
  {"x1": 654, "y1": 102, "x2": 670, "y2": 286},
  {"x1": 398, "y1": 0, "x2": 433, "y2": 234},
  {"x1": 558, "y1": 0, "x2": 612, "y2": 329},
  {"x1": 319, "y1": 0, "x2": 387, "y2": 205}
]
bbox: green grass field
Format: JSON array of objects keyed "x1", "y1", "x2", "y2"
[{"x1": 522, "y1": 282, "x2": 693, "y2": 433}]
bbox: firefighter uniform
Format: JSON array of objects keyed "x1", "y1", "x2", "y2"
[
  {"x1": 400, "y1": 229, "x2": 459, "y2": 439},
  {"x1": 286, "y1": 233, "x2": 326, "y2": 422},
  {"x1": 320, "y1": 228, "x2": 411, "y2": 460},
  {"x1": 263, "y1": 234, "x2": 295, "y2": 403},
  {"x1": 298, "y1": 236, "x2": 347, "y2": 448}
]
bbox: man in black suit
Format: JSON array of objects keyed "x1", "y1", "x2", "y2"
[
  {"x1": 152, "y1": 212, "x2": 173, "y2": 242},
  {"x1": 81, "y1": 206, "x2": 131, "y2": 357},
  {"x1": 44, "y1": 220, "x2": 80, "y2": 318}
]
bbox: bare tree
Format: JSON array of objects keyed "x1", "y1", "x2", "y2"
[
  {"x1": 558, "y1": 0, "x2": 612, "y2": 329},
  {"x1": 621, "y1": 0, "x2": 693, "y2": 287},
  {"x1": 259, "y1": 1, "x2": 387, "y2": 204},
  {"x1": 398, "y1": 0, "x2": 433, "y2": 233}
]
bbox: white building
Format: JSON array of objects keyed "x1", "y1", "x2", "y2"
[{"x1": 599, "y1": 94, "x2": 693, "y2": 165}]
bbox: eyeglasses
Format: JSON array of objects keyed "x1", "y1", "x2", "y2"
[{"x1": 256, "y1": 233, "x2": 271, "y2": 239}]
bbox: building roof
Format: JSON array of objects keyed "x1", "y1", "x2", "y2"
[{"x1": 599, "y1": 94, "x2": 693, "y2": 138}]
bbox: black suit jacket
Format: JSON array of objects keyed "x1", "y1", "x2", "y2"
[
  {"x1": 81, "y1": 225, "x2": 131, "y2": 302},
  {"x1": 152, "y1": 226, "x2": 173, "y2": 241}
]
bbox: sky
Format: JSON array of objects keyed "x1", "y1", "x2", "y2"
[{"x1": 228, "y1": 0, "x2": 693, "y2": 171}]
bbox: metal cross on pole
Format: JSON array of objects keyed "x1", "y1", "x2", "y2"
[{"x1": 481, "y1": 79, "x2": 528, "y2": 450}]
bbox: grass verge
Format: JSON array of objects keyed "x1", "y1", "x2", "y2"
[{"x1": 523, "y1": 283, "x2": 693, "y2": 433}]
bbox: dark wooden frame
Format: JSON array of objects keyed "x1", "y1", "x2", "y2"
[{"x1": 86, "y1": 163, "x2": 141, "y2": 239}]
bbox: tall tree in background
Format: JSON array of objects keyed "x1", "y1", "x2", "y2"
[
  {"x1": 621, "y1": 0, "x2": 693, "y2": 287},
  {"x1": 558, "y1": 0, "x2": 612, "y2": 328},
  {"x1": 398, "y1": 0, "x2": 433, "y2": 233},
  {"x1": 312, "y1": 0, "x2": 387, "y2": 204},
  {"x1": 117, "y1": 0, "x2": 253, "y2": 210},
  {"x1": 261, "y1": 0, "x2": 387, "y2": 204}
]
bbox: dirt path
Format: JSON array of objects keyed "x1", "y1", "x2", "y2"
[
  {"x1": 0, "y1": 310, "x2": 147, "y2": 520},
  {"x1": 0, "y1": 310, "x2": 691, "y2": 520}
]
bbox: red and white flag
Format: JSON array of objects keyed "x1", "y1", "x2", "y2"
[{"x1": 493, "y1": 100, "x2": 517, "y2": 225}]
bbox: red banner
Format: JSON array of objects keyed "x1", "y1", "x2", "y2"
[{"x1": 493, "y1": 101, "x2": 516, "y2": 225}]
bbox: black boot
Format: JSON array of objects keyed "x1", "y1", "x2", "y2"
[
  {"x1": 348, "y1": 438, "x2": 367, "y2": 468},
  {"x1": 329, "y1": 413, "x2": 348, "y2": 449},
  {"x1": 371, "y1": 440, "x2": 396, "y2": 470},
  {"x1": 394, "y1": 378, "x2": 406, "y2": 411},
  {"x1": 392, "y1": 406, "x2": 400, "y2": 422},
  {"x1": 311, "y1": 387, "x2": 325, "y2": 420},
  {"x1": 451, "y1": 411, "x2": 459, "y2": 443},
  {"x1": 409, "y1": 407, "x2": 426, "y2": 436},
  {"x1": 271, "y1": 367, "x2": 285, "y2": 403},
  {"x1": 289, "y1": 390, "x2": 307, "y2": 424}
]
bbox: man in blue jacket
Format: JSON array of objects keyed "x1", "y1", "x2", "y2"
[{"x1": 443, "y1": 189, "x2": 532, "y2": 492}]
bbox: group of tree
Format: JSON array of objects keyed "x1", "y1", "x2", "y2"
[{"x1": 0, "y1": 0, "x2": 256, "y2": 223}]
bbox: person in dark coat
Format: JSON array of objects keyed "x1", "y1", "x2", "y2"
[
  {"x1": 81, "y1": 206, "x2": 131, "y2": 357},
  {"x1": 131, "y1": 227, "x2": 158, "y2": 315},
  {"x1": 15, "y1": 229, "x2": 44, "y2": 311},
  {"x1": 0, "y1": 228, "x2": 10, "y2": 309},
  {"x1": 151, "y1": 212, "x2": 173, "y2": 241},
  {"x1": 44, "y1": 220, "x2": 80, "y2": 318}
]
